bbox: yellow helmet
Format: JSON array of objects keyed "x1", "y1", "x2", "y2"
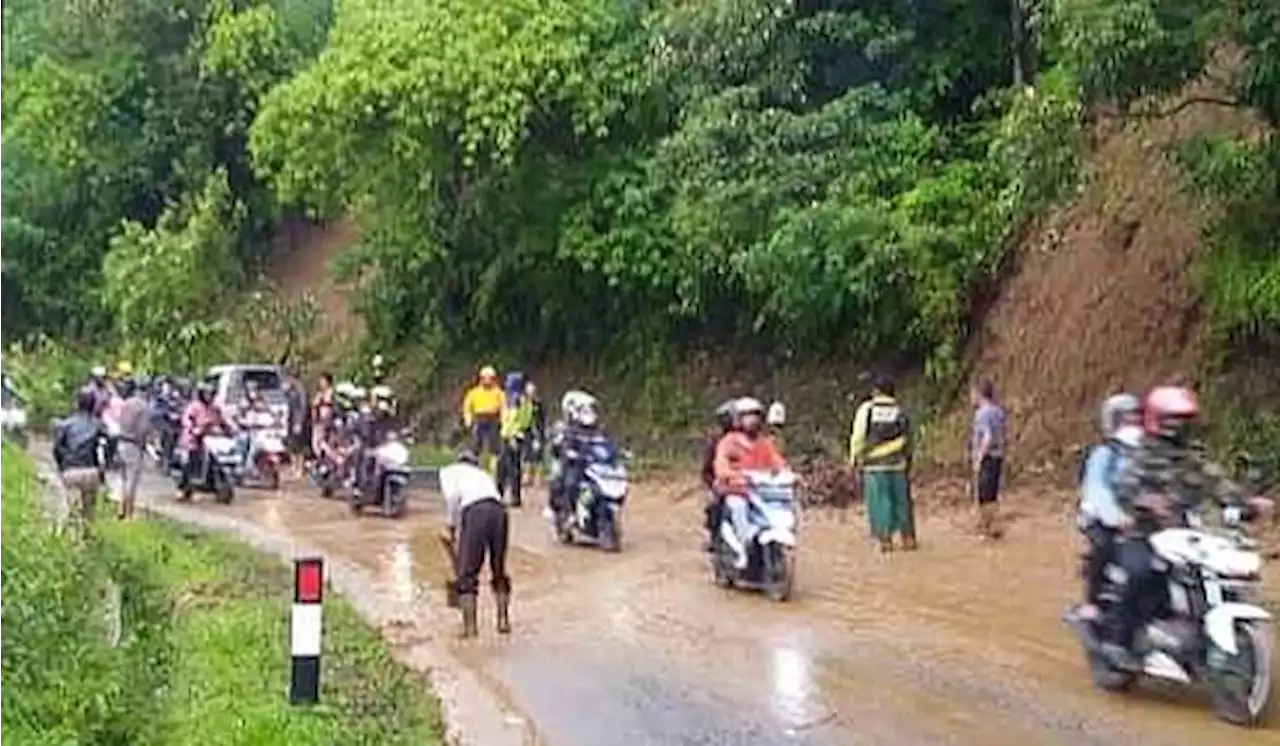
[
  {"x1": 115, "y1": 360, "x2": 134, "y2": 376},
  {"x1": 479, "y1": 365, "x2": 497, "y2": 381}
]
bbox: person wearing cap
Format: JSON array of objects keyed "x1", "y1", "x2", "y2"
[
  {"x1": 849, "y1": 375, "x2": 916, "y2": 552},
  {"x1": 86, "y1": 365, "x2": 112, "y2": 417},
  {"x1": 439, "y1": 449, "x2": 512, "y2": 637},
  {"x1": 462, "y1": 365, "x2": 506, "y2": 475}
]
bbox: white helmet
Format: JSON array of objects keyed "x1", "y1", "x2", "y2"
[
  {"x1": 561, "y1": 389, "x2": 599, "y2": 426},
  {"x1": 766, "y1": 401, "x2": 787, "y2": 426},
  {"x1": 733, "y1": 397, "x2": 764, "y2": 418}
]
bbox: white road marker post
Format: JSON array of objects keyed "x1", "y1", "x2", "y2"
[{"x1": 290, "y1": 556, "x2": 324, "y2": 704}]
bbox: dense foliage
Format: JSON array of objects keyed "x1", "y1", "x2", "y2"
[
  {"x1": 3, "y1": 0, "x2": 1276, "y2": 379},
  {"x1": 250, "y1": 0, "x2": 1071, "y2": 371},
  {"x1": 0, "y1": 444, "x2": 443, "y2": 745}
]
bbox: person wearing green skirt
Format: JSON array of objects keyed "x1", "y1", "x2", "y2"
[{"x1": 848, "y1": 375, "x2": 917, "y2": 552}]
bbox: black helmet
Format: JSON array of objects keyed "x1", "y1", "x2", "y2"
[
  {"x1": 118, "y1": 377, "x2": 138, "y2": 399},
  {"x1": 196, "y1": 382, "x2": 215, "y2": 403},
  {"x1": 76, "y1": 386, "x2": 97, "y2": 413}
]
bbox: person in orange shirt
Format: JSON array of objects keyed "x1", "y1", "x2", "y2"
[{"x1": 714, "y1": 397, "x2": 788, "y2": 568}]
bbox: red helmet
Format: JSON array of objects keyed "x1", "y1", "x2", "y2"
[{"x1": 1143, "y1": 386, "x2": 1197, "y2": 435}]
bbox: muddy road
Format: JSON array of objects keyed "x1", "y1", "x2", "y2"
[{"x1": 133, "y1": 468, "x2": 1276, "y2": 745}]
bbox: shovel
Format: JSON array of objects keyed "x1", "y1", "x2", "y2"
[{"x1": 437, "y1": 532, "x2": 460, "y2": 608}]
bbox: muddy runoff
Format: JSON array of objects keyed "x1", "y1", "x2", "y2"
[{"x1": 137, "y1": 468, "x2": 1276, "y2": 745}]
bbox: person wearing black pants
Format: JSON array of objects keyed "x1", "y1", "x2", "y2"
[{"x1": 440, "y1": 450, "x2": 512, "y2": 637}]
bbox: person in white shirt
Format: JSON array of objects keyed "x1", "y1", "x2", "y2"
[{"x1": 439, "y1": 450, "x2": 511, "y2": 637}]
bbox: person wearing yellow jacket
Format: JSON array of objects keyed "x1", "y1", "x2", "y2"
[
  {"x1": 462, "y1": 366, "x2": 506, "y2": 475},
  {"x1": 497, "y1": 371, "x2": 534, "y2": 507},
  {"x1": 849, "y1": 375, "x2": 917, "y2": 553}
]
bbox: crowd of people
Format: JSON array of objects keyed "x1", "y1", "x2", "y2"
[{"x1": 49, "y1": 358, "x2": 1274, "y2": 664}]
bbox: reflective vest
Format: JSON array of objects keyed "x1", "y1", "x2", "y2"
[{"x1": 858, "y1": 395, "x2": 909, "y2": 471}]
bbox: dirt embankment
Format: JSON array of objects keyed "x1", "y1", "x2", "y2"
[
  {"x1": 261, "y1": 93, "x2": 1258, "y2": 476},
  {"x1": 945, "y1": 96, "x2": 1259, "y2": 471}
]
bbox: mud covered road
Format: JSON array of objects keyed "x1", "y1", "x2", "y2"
[{"x1": 131, "y1": 467, "x2": 1277, "y2": 745}]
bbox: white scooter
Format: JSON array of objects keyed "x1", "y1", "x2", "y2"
[
  {"x1": 1066, "y1": 508, "x2": 1271, "y2": 726},
  {"x1": 711, "y1": 469, "x2": 799, "y2": 602}
]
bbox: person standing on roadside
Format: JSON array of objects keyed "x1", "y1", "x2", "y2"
[
  {"x1": 848, "y1": 375, "x2": 916, "y2": 553},
  {"x1": 968, "y1": 378, "x2": 1007, "y2": 539},
  {"x1": 439, "y1": 449, "x2": 512, "y2": 638},
  {"x1": 282, "y1": 369, "x2": 308, "y2": 480},
  {"x1": 462, "y1": 365, "x2": 506, "y2": 475},
  {"x1": 53, "y1": 389, "x2": 108, "y2": 535},
  {"x1": 522, "y1": 380, "x2": 547, "y2": 488},
  {"x1": 114, "y1": 377, "x2": 152, "y2": 520},
  {"x1": 497, "y1": 371, "x2": 533, "y2": 508}
]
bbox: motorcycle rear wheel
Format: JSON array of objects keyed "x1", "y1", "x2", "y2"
[
  {"x1": 1209, "y1": 620, "x2": 1273, "y2": 727},
  {"x1": 213, "y1": 471, "x2": 234, "y2": 505}
]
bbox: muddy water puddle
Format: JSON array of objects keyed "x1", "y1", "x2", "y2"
[{"x1": 174, "y1": 476, "x2": 1278, "y2": 746}]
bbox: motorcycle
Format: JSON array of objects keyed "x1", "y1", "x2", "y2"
[
  {"x1": 1065, "y1": 507, "x2": 1271, "y2": 726},
  {"x1": 175, "y1": 434, "x2": 242, "y2": 504},
  {"x1": 712, "y1": 469, "x2": 799, "y2": 602},
  {"x1": 238, "y1": 426, "x2": 288, "y2": 490},
  {"x1": 350, "y1": 432, "x2": 411, "y2": 518},
  {"x1": 546, "y1": 438, "x2": 629, "y2": 552}
]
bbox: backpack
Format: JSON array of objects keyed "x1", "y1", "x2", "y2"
[{"x1": 1077, "y1": 439, "x2": 1123, "y2": 487}]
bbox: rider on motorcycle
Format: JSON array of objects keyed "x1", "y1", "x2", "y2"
[
  {"x1": 548, "y1": 390, "x2": 605, "y2": 516},
  {"x1": 235, "y1": 388, "x2": 280, "y2": 469},
  {"x1": 355, "y1": 390, "x2": 399, "y2": 492},
  {"x1": 1106, "y1": 384, "x2": 1273, "y2": 670},
  {"x1": 176, "y1": 383, "x2": 225, "y2": 500},
  {"x1": 1075, "y1": 393, "x2": 1143, "y2": 621},
  {"x1": 701, "y1": 400, "x2": 737, "y2": 551},
  {"x1": 713, "y1": 397, "x2": 788, "y2": 569}
]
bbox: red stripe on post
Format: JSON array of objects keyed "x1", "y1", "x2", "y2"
[{"x1": 295, "y1": 557, "x2": 324, "y2": 604}]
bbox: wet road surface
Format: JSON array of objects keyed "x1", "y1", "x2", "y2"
[{"x1": 133, "y1": 468, "x2": 1278, "y2": 745}]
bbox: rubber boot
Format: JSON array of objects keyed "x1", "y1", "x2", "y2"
[
  {"x1": 495, "y1": 592, "x2": 512, "y2": 634},
  {"x1": 458, "y1": 593, "x2": 478, "y2": 638}
]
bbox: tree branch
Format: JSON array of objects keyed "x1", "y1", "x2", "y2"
[{"x1": 1099, "y1": 95, "x2": 1244, "y2": 120}]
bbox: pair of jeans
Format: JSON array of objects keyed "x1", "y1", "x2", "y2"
[
  {"x1": 1113, "y1": 537, "x2": 1158, "y2": 648},
  {"x1": 1081, "y1": 522, "x2": 1118, "y2": 604}
]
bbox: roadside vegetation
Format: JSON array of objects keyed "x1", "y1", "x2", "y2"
[
  {"x1": 2, "y1": 0, "x2": 1276, "y2": 464},
  {"x1": 0, "y1": 442, "x2": 443, "y2": 745}
]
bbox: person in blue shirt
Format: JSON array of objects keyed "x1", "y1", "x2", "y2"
[{"x1": 1074, "y1": 393, "x2": 1143, "y2": 621}]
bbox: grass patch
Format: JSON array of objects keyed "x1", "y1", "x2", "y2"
[{"x1": 2, "y1": 443, "x2": 444, "y2": 746}]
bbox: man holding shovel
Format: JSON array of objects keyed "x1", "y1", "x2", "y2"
[{"x1": 437, "y1": 449, "x2": 512, "y2": 637}]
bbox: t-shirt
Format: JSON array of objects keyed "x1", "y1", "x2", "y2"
[
  {"x1": 970, "y1": 400, "x2": 1006, "y2": 460},
  {"x1": 439, "y1": 462, "x2": 501, "y2": 527}
]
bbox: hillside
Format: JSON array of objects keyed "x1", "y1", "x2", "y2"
[{"x1": 265, "y1": 91, "x2": 1261, "y2": 470}]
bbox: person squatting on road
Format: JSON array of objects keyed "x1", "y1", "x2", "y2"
[
  {"x1": 496, "y1": 371, "x2": 534, "y2": 507},
  {"x1": 462, "y1": 365, "x2": 505, "y2": 475},
  {"x1": 114, "y1": 377, "x2": 152, "y2": 519},
  {"x1": 714, "y1": 397, "x2": 788, "y2": 569},
  {"x1": 1106, "y1": 384, "x2": 1273, "y2": 671},
  {"x1": 968, "y1": 378, "x2": 1007, "y2": 539},
  {"x1": 701, "y1": 400, "x2": 737, "y2": 551},
  {"x1": 54, "y1": 389, "x2": 108, "y2": 534},
  {"x1": 440, "y1": 450, "x2": 512, "y2": 638},
  {"x1": 849, "y1": 375, "x2": 917, "y2": 553}
]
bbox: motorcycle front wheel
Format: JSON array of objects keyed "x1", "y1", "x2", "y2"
[
  {"x1": 213, "y1": 469, "x2": 234, "y2": 504},
  {"x1": 1208, "y1": 620, "x2": 1273, "y2": 727},
  {"x1": 764, "y1": 544, "x2": 795, "y2": 602}
]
